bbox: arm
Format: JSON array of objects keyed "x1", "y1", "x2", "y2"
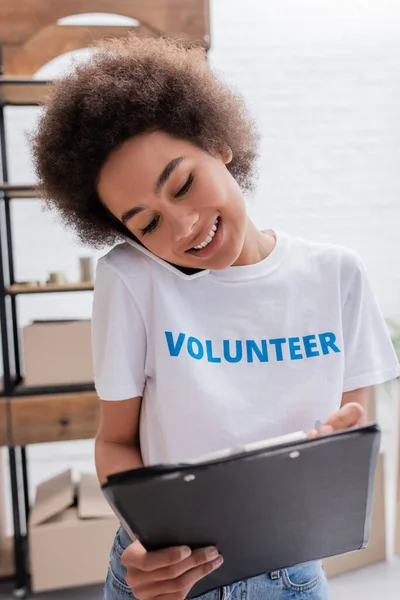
[
  {"x1": 95, "y1": 396, "x2": 143, "y2": 485},
  {"x1": 95, "y1": 396, "x2": 223, "y2": 599}
]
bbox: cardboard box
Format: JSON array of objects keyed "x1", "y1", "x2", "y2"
[
  {"x1": 0, "y1": 450, "x2": 14, "y2": 579},
  {"x1": 323, "y1": 452, "x2": 386, "y2": 577},
  {"x1": 0, "y1": 450, "x2": 6, "y2": 544},
  {"x1": 22, "y1": 320, "x2": 93, "y2": 386},
  {"x1": 395, "y1": 419, "x2": 400, "y2": 555},
  {"x1": 29, "y1": 470, "x2": 118, "y2": 592},
  {"x1": 0, "y1": 537, "x2": 14, "y2": 580}
]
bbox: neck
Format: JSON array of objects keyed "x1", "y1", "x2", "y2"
[{"x1": 233, "y1": 218, "x2": 276, "y2": 266}]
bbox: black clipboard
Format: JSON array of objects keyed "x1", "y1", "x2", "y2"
[{"x1": 102, "y1": 424, "x2": 380, "y2": 598}]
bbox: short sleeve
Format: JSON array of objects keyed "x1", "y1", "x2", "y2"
[
  {"x1": 92, "y1": 259, "x2": 146, "y2": 400},
  {"x1": 341, "y1": 253, "x2": 400, "y2": 392}
]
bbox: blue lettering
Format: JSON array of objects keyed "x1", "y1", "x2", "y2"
[
  {"x1": 246, "y1": 340, "x2": 269, "y2": 363},
  {"x1": 289, "y1": 337, "x2": 303, "y2": 360},
  {"x1": 206, "y1": 340, "x2": 222, "y2": 363},
  {"x1": 165, "y1": 331, "x2": 186, "y2": 357},
  {"x1": 187, "y1": 336, "x2": 204, "y2": 360},
  {"x1": 269, "y1": 338, "x2": 287, "y2": 362},
  {"x1": 223, "y1": 340, "x2": 243, "y2": 363},
  {"x1": 166, "y1": 331, "x2": 340, "y2": 363},
  {"x1": 303, "y1": 335, "x2": 320, "y2": 358},
  {"x1": 319, "y1": 332, "x2": 340, "y2": 355}
]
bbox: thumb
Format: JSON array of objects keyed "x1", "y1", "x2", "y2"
[
  {"x1": 121, "y1": 538, "x2": 146, "y2": 567},
  {"x1": 321, "y1": 402, "x2": 364, "y2": 433}
]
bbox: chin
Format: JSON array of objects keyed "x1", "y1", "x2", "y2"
[
  {"x1": 203, "y1": 257, "x2": 235, "y2": 270},
  {"x1": 198, "y1": 250, "x2": 240, "y2": 271}
]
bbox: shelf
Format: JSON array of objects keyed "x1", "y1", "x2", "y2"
[
  {"x1": 0, "y1": 398, "x2": 7, "y2": 446},
  {"x1": 7, "y1": 282, "x2": 94, "y2": 295},
  {"x1": 0, "y1": 183, "x2": 38, "y2": 199},
  {"x1": 5, "y1": 391, "x2": 99, "y2": 446},
  {"x1": 0, "y1": 77, "x2": 51, "y2": 106},
  {"x1": 8, "y1": 381, "x2": 95, "y2": 397}
]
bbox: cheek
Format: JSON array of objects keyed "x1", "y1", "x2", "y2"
[
  {"x1": 223, "y1": 183, "x2": 247, "y2": 220},
  {"x1": 220, "y1": 171, "x2": 245, "y2": 205},
  {"x1": 144, "y1": 231, "x2": 174, "y2": 260},
  {"x1": 202, "y1": 175, "x2": 241, "y2": 211}
]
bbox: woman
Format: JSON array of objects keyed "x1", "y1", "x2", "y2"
[{"x1": 32, "y1": 35, "x2": 399, "y2": 600}]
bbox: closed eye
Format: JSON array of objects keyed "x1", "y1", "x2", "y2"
[
  {"x1": 140, "y1": 215, "x2": 160, "y2": 236},
  {"x1": 139, "y1": 173, "x2": 194, "y2": 235},
  {"x1": 174, "y1": 173, "x2": 194, "y2": 198}
]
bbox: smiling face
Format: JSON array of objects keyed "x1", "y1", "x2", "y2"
[{"x1": 97, "y1": 131, "x2": 249, "y2": 270}]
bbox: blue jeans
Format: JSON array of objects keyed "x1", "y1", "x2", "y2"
[{"x1": 104, "y1": 527, "x2": 329, "y2": 599}]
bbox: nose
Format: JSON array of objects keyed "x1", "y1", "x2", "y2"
[{"x1": 169, "y1": 206, "x2": 200, "y2": 243}]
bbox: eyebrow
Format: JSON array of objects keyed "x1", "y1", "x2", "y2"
[
  {"x1": 121, "y1": 156, "x2": 185, "y2": 225},
  {"x1": 121, "y1": 205, "x2": 146, "y2": 224},
  {"x1": 155, "y1": 156, "x2": 185, "y2": 195}
]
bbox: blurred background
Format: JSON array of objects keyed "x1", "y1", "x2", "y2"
[{"x1": 0, "y1": 0, "x2": 399, "y2": 598}]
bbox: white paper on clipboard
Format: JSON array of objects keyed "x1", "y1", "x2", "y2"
[{"x1": 184, "y1": 431, "x2": 308, "y2": 465}]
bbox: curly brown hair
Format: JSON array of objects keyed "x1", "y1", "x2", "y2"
[{"x1": 31, "y1": 35, "x2": 259, "y2": 248}]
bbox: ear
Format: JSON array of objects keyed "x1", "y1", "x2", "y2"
[{"x1": 221, "y1": 146, "x2": 233, "y2": 165}]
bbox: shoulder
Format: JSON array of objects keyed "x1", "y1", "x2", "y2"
[
  {"x1": 98, "y1": 242, "x2": 148, "y2": 274},
  {"x1": 96, "y1": 242, "x2": 157, "y2": 290},
  {"x1": 92, "y1": 243, "x2": 154, "y2": 315},
  {"x1": 287, "y1": 233, "x2": 364, "y2": 278}
]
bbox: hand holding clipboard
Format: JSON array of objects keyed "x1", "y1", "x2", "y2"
[{"x1": 102, "y1": 404, "x2": 368, "y2": 599}]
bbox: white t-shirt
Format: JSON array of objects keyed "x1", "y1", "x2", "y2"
[{"x1": 92, "y1": 230, "x2": 400, "y2": 465}]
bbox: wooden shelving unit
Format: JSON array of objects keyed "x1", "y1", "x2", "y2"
[
  {"x1": 7, "y1": 391, "x2": 99, "y2": 447},
  {"x1": 0, "y1": 399, "x2": 7, "y2": 447},
  {"x1": 7, "y1": 282, "x2": 94, "y2": 295},
  {"x1": 0, "y1": 67, "x2": 95, "y2": 600},
  {"x1": 10, "y1": 381, "x2": 95, "y2": 397},
  {"x1": 0, "y1": 183, "x2": 37, "y2": 198},
  {"x1": 0, "y1": 77, "x2": 50, "y2": 106}
]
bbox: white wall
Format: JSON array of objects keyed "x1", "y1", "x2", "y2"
[
  {"x1": 2, "y1": 0, "x2": 400, "y2": 532},
  {"x1": 211, "y1": 0, "x2": 400, "y2": 317}
]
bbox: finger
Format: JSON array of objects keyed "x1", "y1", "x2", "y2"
[
  {"x1": 152, "y1": 594, "x2": 192, "y2": 600},
  {"x1": 152, "y1": 596, "x2": 183, "y2": 600},
  {"x1": 321, "y1": 402, "x2": 364, "y2": 433},
  {"x1": 137, "y1": 555, "x2": 224, "y2": 599},
  {"x1": 135, "y1": 546, "x2": 221, "y2": 585},
  {"x1": 307, "y1": 429, "x2": 318, "y2": 439},
  {"x1": 122, "y1": 541, "x2": 192, "y2": 572}
]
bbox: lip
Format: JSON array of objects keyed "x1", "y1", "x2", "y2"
[
  {"x1": 185, "y1": 217, "x2": 219, "y2": 253},
  {"x1": 186, "y1": 217, "x2": 223, "y2": 259}
]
